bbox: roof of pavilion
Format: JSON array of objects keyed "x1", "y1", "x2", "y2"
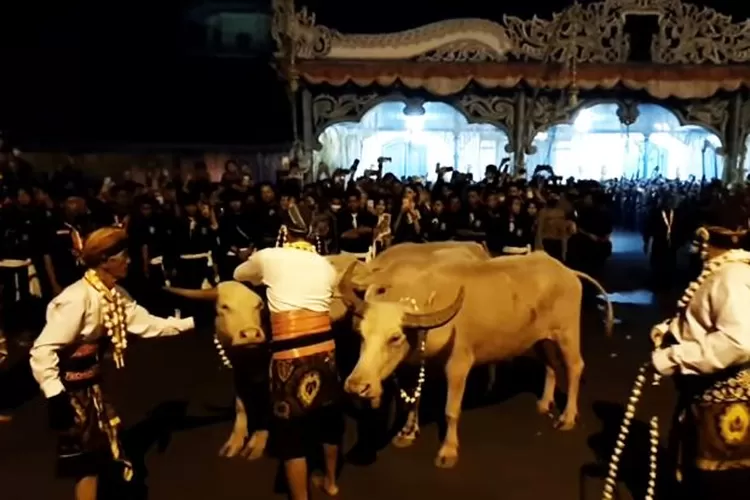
[{"x1": 271, "y1": 0, "x2": 750, "y2": 99}]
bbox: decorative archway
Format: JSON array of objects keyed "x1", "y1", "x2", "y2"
[
  {"x1": 526, "y1": 101, "x2": 725, "y2": 180},
  {"x1": 313, "y1": 99, "x2": 511, "y2": 180}
]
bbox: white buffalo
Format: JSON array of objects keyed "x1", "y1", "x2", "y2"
[
  {"x1": 165, "y1": 282, "x2": 269, "y2": 459},
  {"x1": 339, "y1": 251, "x2": 613, "y2": 468}
]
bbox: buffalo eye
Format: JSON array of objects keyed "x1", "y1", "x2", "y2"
[{"x1": 388, "y1": 334, "x2": 403, "y2": 345}]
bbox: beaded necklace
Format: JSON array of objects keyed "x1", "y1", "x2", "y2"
[{"x1": 84, "y1": 269, "x2": 128, "y2": 369}]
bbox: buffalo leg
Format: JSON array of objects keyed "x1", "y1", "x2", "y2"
[
  {"x1": 436, "y1": 354, "x2": 472, "y2": 468},
  {"x1": 536, "y1": 340, "x2": 562, "y2": 415},
  {"x1": 393, "y1": 405, "x2": 420, "y2": 448},
  {"x1": 219, "y1": 397, "x2": 249, "y2": 457},
  {"x1": 555, "y1": 332, "x2": 584, "y2": 431},
  {"x1": 537, "y1": 365, "x2": 557, "y2": 415}
]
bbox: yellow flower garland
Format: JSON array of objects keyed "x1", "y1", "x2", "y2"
[
  {"x1": 84, "y1": 269, "x2": 128, "y2": 369},
  {"x1": 284, "y1": 240, "x2": 317, "y2": 253}
]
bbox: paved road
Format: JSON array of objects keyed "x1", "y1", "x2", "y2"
[{"x1": 0, "y1": 233, "x2": 681, "y2": 500}]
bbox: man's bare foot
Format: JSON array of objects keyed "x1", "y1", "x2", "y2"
[{"x1": 311, "y1": 473, "x2": 339, "y2": 496}]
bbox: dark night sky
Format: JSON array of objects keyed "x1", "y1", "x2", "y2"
[{"x1": 1, "y1": 0, "x2": 748, "y2": 149}]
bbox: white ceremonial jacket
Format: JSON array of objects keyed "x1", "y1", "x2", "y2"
[
  {"x1": 233, "y1": 247, "x2": 336, "y2": 314},
  {"x1": 653, "y1": 262, "x2": 750, "y2": 376},
  {"x1": 30, "y1": 279, "x2": 195, "y2": 398}
]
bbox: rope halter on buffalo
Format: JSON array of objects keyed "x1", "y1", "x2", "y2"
[{"x1": 393, "y1": 296, "x2": 429, "y2": 440}]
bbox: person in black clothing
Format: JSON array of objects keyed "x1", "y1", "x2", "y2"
[
  {"x1": 218, "y1": 190, "x2": 255, "y2": 280},
  {"x1": 170, "y1": 193, "x2": 219, "y2": 290},
  {"x1": 570, "y1": 192, "x2": 613, "y2": 302},
  {"x1": 500, "y1": 196, "x2": 533, "y2": 255},
  {"x1": 455, "y1": 187, "x2": 487, "y2": 243},
  {"x1": 0, "y1": 187, "x2": 46, "y2": 333},
  {"x1": 255, "y1": 183, "x2": 282, "y2": 249},
  {"x1": 392, "y1": 194, "x2": 422, "y2": 244},
  {"x1": 643, "y1": 193, "x2": 683, "y2": 290},
  {"x1": 423, "y1": 198, "x2": 453, "y2": 242},
  {"x1": 337, "y1": 190, "x2": 376, "y2": 255},
  {"x1": 44, "y1": 194, "x2": 93, "y2": 296}
]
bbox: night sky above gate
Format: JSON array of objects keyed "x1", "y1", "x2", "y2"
[{"x1": 0, "y1": 0, "x2": 748, "y2": 149}]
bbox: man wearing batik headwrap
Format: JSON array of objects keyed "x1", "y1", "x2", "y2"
[
  {"x1": 234, "y1": 202, "x2": 342, "y2": 499},
  {"x1": 29, "y1": 227, "x2": 195, "y2": 500},
  {"x1": 650, "y1": 197, "x2": 750, "y2": 499}
]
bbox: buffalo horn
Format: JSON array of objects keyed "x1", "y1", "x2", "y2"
[
  {"x1": 163, "y1": 287, "x2": 219, "y2": 301},
  {"x1": 340, "y1": 262, "x2": 365, "y2": 316},
  {"x1": 402, "y1": 286, "x2": 465, "y2": 330}
]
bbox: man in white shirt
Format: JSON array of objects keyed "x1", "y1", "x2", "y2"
[
  {"x1": 234, "y1": 202, "x2": 342, "y2": 500},
  {"x1": 651, "y1": 200, "x2": 750, "y2": 498},
  {"x1": 29, "y1": 227, "x2": 194, "y2": 500}
]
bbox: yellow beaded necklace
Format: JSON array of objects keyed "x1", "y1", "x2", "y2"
[
  {"x1": 84, "y1": 269, "x2": 128, "y2": 369},
  {"x1": 284, "y1": 240, "x2": 317, "y2": 253}
]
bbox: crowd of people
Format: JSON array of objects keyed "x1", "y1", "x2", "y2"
[
  {"x1": 2, "y1": 144, "x2": 748, "y2": 500},
  {"x1": 0, "y1": 152, "x2": 734, "y2": 339}
]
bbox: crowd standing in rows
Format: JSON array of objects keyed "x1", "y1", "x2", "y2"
[{"x1": 0, "y1": 147, "x2": 743, "y2": 500}]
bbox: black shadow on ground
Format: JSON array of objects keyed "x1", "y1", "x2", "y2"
[
  {"x1": 99, "y1": 400, "x2": 230, "y2": 500},
  {"x1": 581, "y1": 401, "x2": 670, "y2": 500}
]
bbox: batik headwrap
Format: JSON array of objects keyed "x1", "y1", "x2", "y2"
[{"x1": 276, "y1": 203, "x2": 322, "y2": 253}]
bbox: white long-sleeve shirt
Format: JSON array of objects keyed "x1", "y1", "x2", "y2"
[
  {"x1": 233, "y1": 247, "x2": 336, "y2": 313},
  {"x1": 30, "y1": 279, "x2": 195, "y2": 398},
  {"x1": 653, "y1": 262, "x2": 750, "y2": 376}
]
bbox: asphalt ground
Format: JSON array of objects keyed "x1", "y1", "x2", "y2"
[{"x1": 0, "y1": 232, "x2": 683, "y2": 500}]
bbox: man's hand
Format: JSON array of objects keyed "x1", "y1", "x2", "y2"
[
  {"x1": 48, "y1": 393, "x2": 76, "y2": 431},
  {"x1": 650, "y1": 322, "x2": 669, "y2": 349}
]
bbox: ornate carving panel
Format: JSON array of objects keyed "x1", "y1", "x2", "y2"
[
  {"x1": 416, "y1": 41, "x2": 507, "y2": 63},
  {"x1": 456, "y1": 95, "x2": 515, "y2": 135},
  {"x1": 311, "y1": 94, "x2": 381, "y2": 135},
  {"x1": 616, "y1": 101, "x2": 640, "y2": 126},
  {"x1": 523, "y1": 95, "x2": 578, "y2": 154},
  {"x1": 272, "y1": 0, "x2": 750, "y2": 65},
  {"x1": 675, "y1": 98, "x2": 730, "y2": 142}
]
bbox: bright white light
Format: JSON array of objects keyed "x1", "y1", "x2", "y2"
[
  {"x1": 705, "y1": 135, "x2": 722, "y2": 149},
  {"x1": 537, "y1": 131, "x2": 549, "y2": 141},
  {"x1": 574, "y1": 109, "x2": 593, "y2": 132},
  {"x1": 653, "y1": 122, "x2": 670, "y2": 132},
  {"x1": 404, "y1": 115, "x2": 424, "y2": 131}
]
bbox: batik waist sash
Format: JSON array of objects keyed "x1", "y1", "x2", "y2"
[
  {"x1": 59, "y1": 343, "x2": 103, "y2": 390},
  {"x1": 270, "y1": 310, "x2": 333, "y2": 360},
  {"x1": 679, "y1": 364, "x2": 750, "y2": 472}
]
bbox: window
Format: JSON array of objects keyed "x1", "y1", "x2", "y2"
[{"x1": 478, "y1": 140, "x2": 497, "y2": 169}]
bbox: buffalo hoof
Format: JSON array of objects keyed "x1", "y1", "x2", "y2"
[
  {"x1": 240, "y1": 430, "x2": 269, "y2": 460},
  {"x1": 219, "y1": 430, "x2": 248, "y2": 458},
  {"x1": 553, "y1": 414, "x2": 577, "y2": 431},
  {"x1": 392, "y1": 429, "x2": 419, "y2": 448},
  {"x1": 536, "y1": 399, "x2": 555, "y2": 416},
  {"x1": 434, "y1": 445, "x2": 459, "y2": 468}
]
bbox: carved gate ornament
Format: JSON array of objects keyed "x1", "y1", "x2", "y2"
[
  {"x1": 311, "y1": 94, "x2": 382, "y2": 137},
  {"x1": 675, "y1": 98, "x2": 730, "y2": 146},
  {"x1": 737, "y1": 99, "x2": 750, "y2": 179},
  {"x1": 273, "y1": 0, "x2": 750, "y2": 65},
  {"x1": 616, "y1": 101, "x2": 640, "y2": 127},
  {"x1": 456, "y1": 95, "x2": 515, "y2": 142},
  {"x1": 523, "y1": 95, "x2": 578, "y2": 155}
]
